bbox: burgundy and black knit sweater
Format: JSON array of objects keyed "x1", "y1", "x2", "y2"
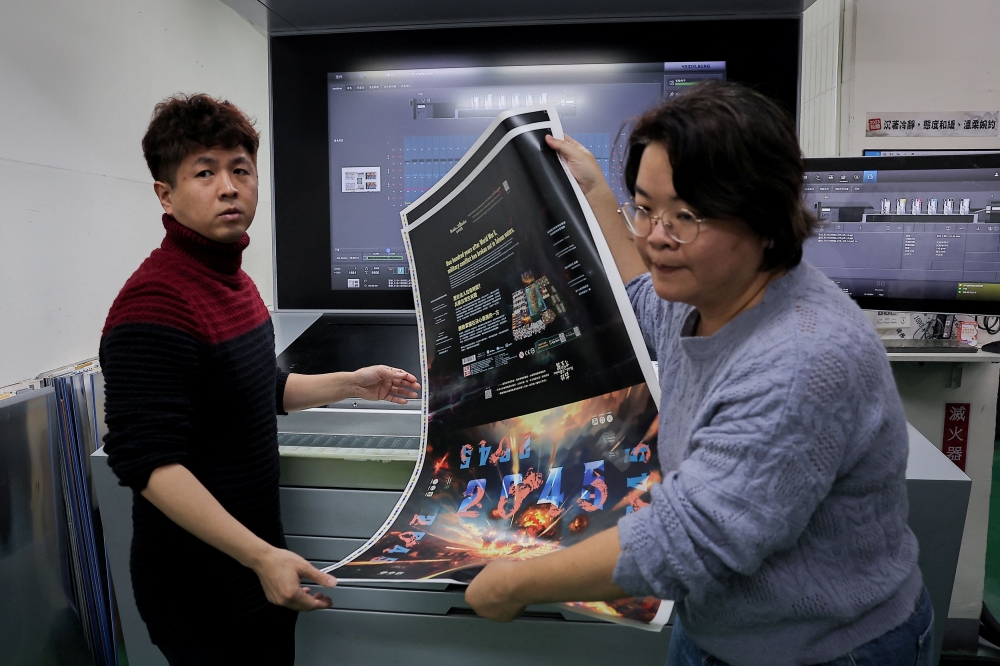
[{"x1": 100, "y1": 215, "x2": 288, "y2": 642}]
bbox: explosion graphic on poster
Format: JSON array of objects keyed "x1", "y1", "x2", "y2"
[{"x1": 332, "y1": 384, "x2": 663, "y2": 625}]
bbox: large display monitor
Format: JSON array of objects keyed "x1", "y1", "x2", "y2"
[
  {"x1": 326, "y1": 62, "x2": 724, "y2": 294},
  {"x1": 270, "y1": 20, "x2": 801, "y2": 311},
  {"x1": 803, "y1": 154, "x2": 1000, "y2": 315}
]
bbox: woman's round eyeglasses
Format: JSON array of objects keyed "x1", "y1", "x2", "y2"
[{"x1": 617, "y1": 201, "x2": 704, "y2": 244}]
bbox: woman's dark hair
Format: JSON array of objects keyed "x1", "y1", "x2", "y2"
[
  {"x1": 142, "y1": 93, "x2": 259, "y2": 186},
  {"x1": 623, "y1": 80, "x2": 815, "y2": 272}
]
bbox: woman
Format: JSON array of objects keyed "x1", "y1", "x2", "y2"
[{"x1": 465, "y1": 80, "x2": 933, "y2": 666}]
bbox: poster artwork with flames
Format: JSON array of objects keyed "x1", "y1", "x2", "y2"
[{"x1": 325, "y1": 107, "x2": 670, "y2": 629}]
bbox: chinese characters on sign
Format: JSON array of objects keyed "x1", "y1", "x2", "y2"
[
  {"x1": 942, "y1": 402, "x2": 970, "y2": 472},
  {"x1": 866, "y1": 112, "x2": 998, "y2": 137}
]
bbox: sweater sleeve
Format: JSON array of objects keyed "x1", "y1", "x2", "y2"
[
  {"x1": 100, "y1": 285, "x2": 201, "y2": 491},
  {"x1": 276, "y1": 369, "x2": 289, "y2": 416},
  {"x1": 613, "y1": 338, "x2": 854, "y2": 601}
]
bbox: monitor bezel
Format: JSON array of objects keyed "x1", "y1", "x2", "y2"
[
  {"x1": 269, "y1": 19, "x2": 801, "y2": 312},
  {"x1": 804, "y1": 154, "x2": 1000, "y2": 316},
  {"x1": 862, "y1": 148, "x2": 1000, "y2": 156}
]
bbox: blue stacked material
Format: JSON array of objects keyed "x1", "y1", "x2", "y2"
[{"x1": 50, "y1": 367, "x2": 119, "y2": 666}]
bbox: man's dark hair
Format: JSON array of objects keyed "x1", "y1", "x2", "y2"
[
  {"x1": 623, "y1": 80, "x2": 815, "y2": 272},
  {"x1": 142, "y1": 93, "x2": 260, "y2": 186}
]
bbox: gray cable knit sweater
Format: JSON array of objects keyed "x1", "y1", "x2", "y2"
[{"x1": 613, "y1": 262, "x2": 923, "y2": 666}]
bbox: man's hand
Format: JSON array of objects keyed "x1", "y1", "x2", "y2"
[
  {"x1": 465, "y1": 560, "x2": 528, "y2": 622},
  {"x1": 351, "y1": 365, "x2": 420, "y2": 404},
  {"x1": 282, "y1": 368, "x2": 420, "y2": 411},
  {"x1": 252, "y1": 546, "x2": 338, "y2": 612},
  {"x1": 141, "y1": 464, "x2": 339, "y2": 613}
]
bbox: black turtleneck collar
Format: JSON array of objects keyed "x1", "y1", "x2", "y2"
[{"x1": 160, "y1": 214, "x2": 249, "y2": 275}]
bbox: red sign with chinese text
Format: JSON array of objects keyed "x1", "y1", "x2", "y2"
[{"x1": 942, "y1": 402, "x2": 970, "y2": 471}]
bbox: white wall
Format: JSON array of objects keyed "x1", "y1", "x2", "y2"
[
  {"x1": 845, "y1": 0, "x2": 1000, "y2": 626},
  {"x1": 803, "y1": 0, "x2": 1000, "y2": 157},
  {"x1": 0, "y1": 0, "x2": 272, "y2": 387},
  {"x1": 799, "y1": 0, "x2": 1000, "y2": 632},
  {"x1": 799, "y1": 0, "x2": 844, "y2": 157},
  {"x1": 847, "y1": 0, "x2": 1000, "y2": 156}
]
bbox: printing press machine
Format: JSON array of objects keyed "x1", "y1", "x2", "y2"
[{"x1": 92, "y1": 313, "x2": 972, "y2": 664}]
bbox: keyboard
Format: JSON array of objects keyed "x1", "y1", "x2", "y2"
[
  {"x1": 882, "y1": 339, "x2": 978, "y2": 353},
  {"x1": 278, "y1": 432, "x2": 420, "y2": 461}
]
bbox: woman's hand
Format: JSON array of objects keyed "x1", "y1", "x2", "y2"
[
  {"x1": 465, "y1": 560, "x2": 528, "y2": 622},
  {"x1": 545, "y1": 134, "x2": 608, "y2": 198},
  {"x1": 351, "y1": 365, "x2": 420, "y2": 404},
  {"x1": 545, "y1": 134, "x2": 646, "y2": 283},
  {"x1": 252, "y1": 546, "x2": 338, "y2": 612},
  {"x1": 466, "y1": 528, "x2": 628, "y2": 623}
]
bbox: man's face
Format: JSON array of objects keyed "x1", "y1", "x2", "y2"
[{"x1": 153, "y1": 145, "x2": 258, "y2": 243}]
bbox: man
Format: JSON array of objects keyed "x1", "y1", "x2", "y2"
[{"x1": 101, "y1": 93, "x2": 420, "y2": 664}]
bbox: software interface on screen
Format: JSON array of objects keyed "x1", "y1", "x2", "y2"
[
  {"x1": 327, "y1": 61, "x2": 726, "y2": 291},
  {"x1": 802, "y1": 166, "x2": 1000, "y2": 301}
]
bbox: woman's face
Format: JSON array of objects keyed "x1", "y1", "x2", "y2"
[{"x1": 633, "y1": 142, "x2": 769, "y2": 312}]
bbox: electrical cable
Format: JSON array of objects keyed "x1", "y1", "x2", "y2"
[
  {"x1": 978, "y1": 316, "x2": 1000, "y2": 335},
  {"x1": 914, "y1": 316, "x2": 943, "y2": 340}
]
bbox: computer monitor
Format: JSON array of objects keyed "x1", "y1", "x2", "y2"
[
  {"x1": 270, "y1": 20, "x2": 801, "y2": 311},
  {"x1": 802, "y1": 154, "x2": 1000, "y2": 315}
]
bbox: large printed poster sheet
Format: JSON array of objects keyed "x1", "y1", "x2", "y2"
[{"x1": 325, "y1": 108, "x2": 669, "y2": 629}]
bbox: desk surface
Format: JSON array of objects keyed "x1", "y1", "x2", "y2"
[{"x1": 888, "y1": 350, "x2": 1000, "y2": 363}]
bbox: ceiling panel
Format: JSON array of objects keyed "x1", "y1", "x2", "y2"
[{"x1": 218, "y1": 0, "x2": 297, "y2": 34}]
